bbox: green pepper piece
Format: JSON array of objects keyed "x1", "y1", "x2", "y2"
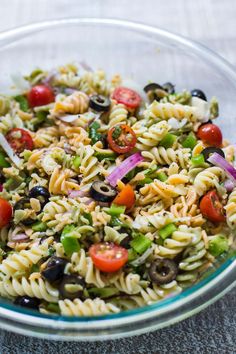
[
  {"x1": 191, "y1": 154, "x2": 205, "y2": 166},
  {"x1": 156, "y1": 172, "x2": 168, "y2": 182},
  {"x1": 61, "y1": 225, "x2": 80, "y2": 256},
  {"x1": 0, "y1": 152, "x2": 10, "y2": 167},
  {"x1": 106, "y1": 204, "x2": 126, "y2": 217},
  {"x1": 159, "y1": 223, "x2": 177, "y2": 240},
  {"x1": 208, "y1": 235, "x2": 229, "y2": 257},
  {"x1": 73, "y1": 156, "x2": 81, "y2": 169},
  {"x1": 88, "y1": 287, "x2": 119, "y2": 299},
  {"x1": 182, "y1": 132, "x2": 197, "y2": 150},
  {"x1": 130, "y1": 234, "x2": 152, "y2": 254},
  {"x1": 159, "y1": 133, "x2": 176, "y2": 148},
  {"x1": 32, "y1": 221, "x2": 47, "y2": 232}
]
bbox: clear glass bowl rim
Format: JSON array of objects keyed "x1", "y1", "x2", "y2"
[{"x1": 0, "y1": 17, "x2": 235, "y2": 341}]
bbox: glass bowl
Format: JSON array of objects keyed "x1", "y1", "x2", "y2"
[{"x1": 0, "y1": 18, "x2": 235, "y2": 341}]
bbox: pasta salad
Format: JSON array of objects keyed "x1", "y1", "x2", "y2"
[{"x1": 0, "y1": 63, "x2": 234, "y2": 316}]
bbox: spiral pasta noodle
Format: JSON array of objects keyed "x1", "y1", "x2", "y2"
[
  {"x1": 142, "y1": 146, "x2": 191, "y2": 169},
  {"x1": 0, "y1": 276, "x2": 58, "y2": 302},
  {"x1": 193, "y1": 167, "x2": 225, "y2": 196},
  {"x1": 59, "y1": 298, "x2": 120, "y2": 316},
  {"x1": 225, "y1": 188, "x2": 236, "y2": 229},
  {"x1": 51, "y1": 91, "x2": 89, "y2": 116}
]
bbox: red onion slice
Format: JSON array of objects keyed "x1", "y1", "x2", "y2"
[
  {"x1": 207, "y1": 152, "x2": 236, "y2": 185},
  {"x1": 106, "y1": 152, "x2": 144, "y2": 187}
]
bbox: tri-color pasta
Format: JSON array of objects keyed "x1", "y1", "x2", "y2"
[{"x1": 0, "y1": 63, "x2": 234, "y2": 316}]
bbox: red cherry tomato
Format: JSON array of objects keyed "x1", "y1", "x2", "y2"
[
  {"x1": 200, "y1": 190, "x2": 225, "y2": 223},
  {"x1": 6, "y1": 128, "x2": 34, "y2": 153},
  {"x1": 89, "y1": 242, "x2": 128, "y2": 273},
  {"x1": 0, "y1": 198, "x2": 12, "y2": 227},
  {"x1": 197, "y1": 123, "x2": 222, "y2": 148},
  {"x1": 28, "y1": 85, "x2": 55, "y2": 108},
  {"x1": 107, "y1": 124, "x2": 137, "y2": 154},
  {"x1": 112, "y1": 87, "x2": 141, "y2": 109},
  {"x1": 113, "y1": 184, "x2": 135, "y2": 210}
]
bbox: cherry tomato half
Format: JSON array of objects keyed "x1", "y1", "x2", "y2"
[
  {"x1": 6, "y1": 128, "x2": 34, "y2": 153},
  {"x1": 0, "y1": 198, "x2": 12, "y2": 228},
  {"x1": 112, "y1": 87, "x2": 141, "y2": 109},
  {"x1": 200, "y1": 190, "x2": 225, "y2": 223},
  {"x1": 27, "y1": 85, "x2": 55, "y2": 108},
  {"x1": 197, "y1": 123, "x2": 222, "y2": 148},
  {"x1": 107, "y1": 124, "x2": 137, "y2": 154},
  {"x1": 89, "y1": 242, "x2": 128, "y2": 273},
  {"x1": 113, "y1": 184, "x2": 135, "y2": 210}
]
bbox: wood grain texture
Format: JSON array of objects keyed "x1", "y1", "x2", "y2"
[{"x1": 0, "y1": 0, "x2": 236, "y2": 352}]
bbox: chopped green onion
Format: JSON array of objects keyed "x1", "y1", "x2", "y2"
[
  {"x1": 30, "y1": 264, "x2": 40, "y2": 273},
  {"x1": 159, "y1": 223, "x2": 177, "y2": 240},
  {"x1": 138, "y1": 177, "x2": 153, "y2": 186},
  {"x1": 182, "y1": 132, "x2": 197, "y2": 150},
  {"x1": 130, "y1": 234, "x2": 152, "y2": 254},
  {"x1": 125, "y1": 168, "x2": 137, "y2": 181},
  {"x1": 88, "y1": 287, "x2": 119, "y2": 299},
  {"x1": 208, "y1": 235, "x2": 229, "y2": 257},
  {"x1": 61, "y1": 225, "x2": 80, "y2": 256},
  {"x1": 14, "y1": 95, "x2": 29, "y2": 112},
  {"x1": 46, "y1": 303, "x2": 60, "y2": 313},
  {"x1": 73, "y1": 156, "x2": 81, "y2": 168},
  {"x1": 159, "y1": 133, "x2": 176, "y2": 148},
  {"x1": 48, "y1": 246, "x2": 55, "y2": 256},
  {"x1": 106, "y1": 204, "x2": 126, "y2": 217},
  {"x1": 95, "y1": 152, "x2": 117, "y2": 162},
  {"x1": 109, "y1": 216, "x2": 126, "y2": 227},
  {"x1": 32, "y1": 221, "x2": 47, "y2": 232},
  {"x1": 89, "y1": 121, "x2": 102, "y2": 144},
  {"x1": 143, "y1": 165, "x2": 158, "y2": 176},
  {"x1": 0, "y1": 152, "x2": 10, "y2": 167},
  {"x1": 128, "y1": 248, "x2": 138, "y2": 261},
  {"x1": 35, "y1": 110, "x2": 48, "y2": 122},
  {"x1": 156, "y1": 172, "x2": 168, "y2": 182},
  {"x1": 83, "y1": 212, "x2": 92, "y2": 225},
  {"x1": 191, "y1": 154, "x2": 205, "y2": 166}
]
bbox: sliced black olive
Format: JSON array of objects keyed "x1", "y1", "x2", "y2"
[
  {"x1": 89, "y1": 95, "x2": 111, "y2": 112},
  {"x1": 90, "y1": 181, "x2": 117, "y2": 202},
  {"x1": 28, "y1": 186, "x2": 50, "y2": 208},
  {"x1": 202, "y1": 147, "x2": 225, "y2": 163},
  {"x1": 0, "y1": 172, "x2": 5, "y2": 185},
  {"x1": 143, "y1": 83, "x2": 163, "y2": 93},
  {"x1": 120, "y1": 235, "x2": 132, "y2": 249},
  {"x1": 41, "y1": 256, "x2": 68, "y2": 283},
  {"x1": 148, "y1": 259, "x2": 178, "y2": 284},
  {"x1": 191, "y1": 89, "x2": 207, "y2": 101},
  {"x1": 59, "y1": 275, "x2": 85, "y2": 300},
  {"x1": 14, "y1": 197, "x2": 31, "y2": 211},
  {"x1": 14, "y1": 296, "x2": 40, "y2": 310},
  {"x1": 162, "y1": 82, "x2": 175, "y2": 94}
]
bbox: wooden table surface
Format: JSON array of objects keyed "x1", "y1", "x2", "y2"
[{"x1": 0, "y1": 0, "x2": 235, "y2": 353}]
